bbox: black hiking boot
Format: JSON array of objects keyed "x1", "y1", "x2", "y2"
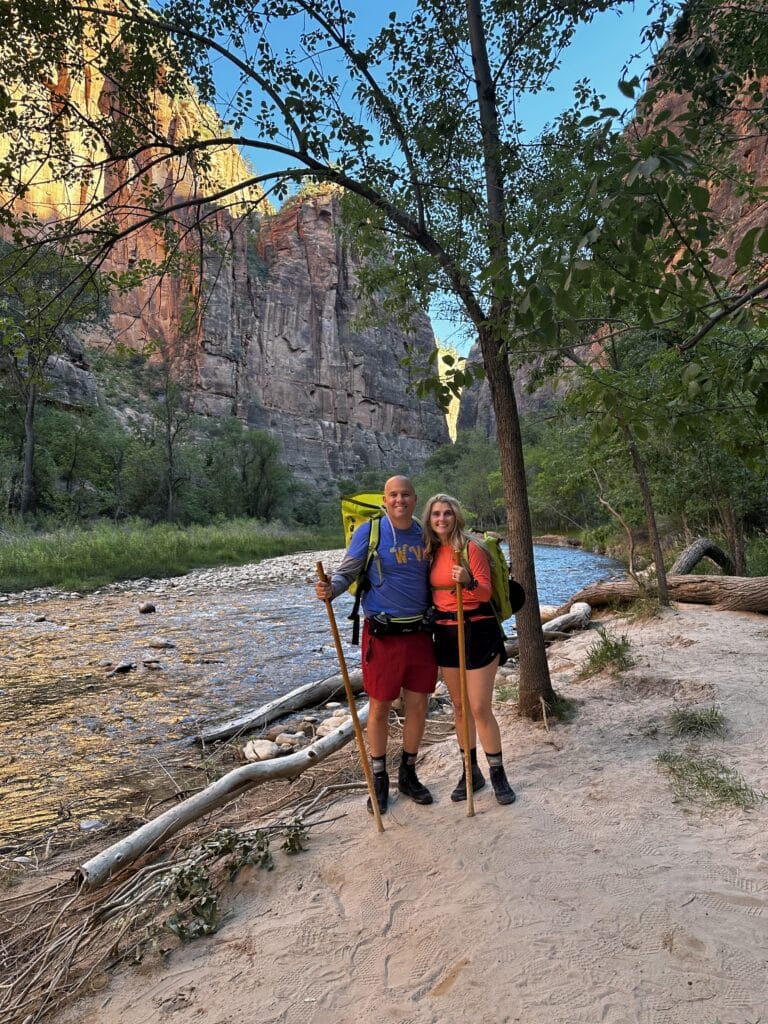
[
  {"x1": 490, "y1": 764, "x2": 516, "y2": 805},
  {"x1": 366, "y1": 770, "x2": 389, "y2": 815},
  {"x1": 450, "y1": 764, "x2": 487, "y2": 802},
  {"x1": 397, "y1": 762, "x2": 433, "y2": 805}
]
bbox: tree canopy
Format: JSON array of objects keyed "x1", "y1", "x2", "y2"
[{"x1": 2, "y1": 0, "x2": 767, "y2": 714}]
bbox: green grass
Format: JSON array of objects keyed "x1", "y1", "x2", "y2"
[
  {"x1": 657, "y1": 751, "x2": 765, "y2": 809},
  {"x1": 579, "y1": 627, "x2": 634, "y2": 678},
  {"x1": 545, "y1": 692, "x2": 576, "y2": 722},
  {"x1": 623, "y1": 596, "x2": 663, "y2": 623},
  {"x1": 494, "y1": 682, "x2": 518, "y2": 703},
  {"x1": 669, "y1": 706, "x2": 726, "y2": 738},
  {"x1": 0, "y1": 519, "x2": 342, "y2": 593}
]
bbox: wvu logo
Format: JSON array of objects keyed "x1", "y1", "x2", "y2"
[{"x1": 393, "y1": 544, "x2": 425, "y2": 564}]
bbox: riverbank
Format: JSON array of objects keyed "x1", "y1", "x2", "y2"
[{"x1": 5, "y1": 595, "x2": 768, "y2": 1024}]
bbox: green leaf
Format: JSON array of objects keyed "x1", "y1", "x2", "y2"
[
  {"x1": 689, "y1": 185, "x2": 709, "y2": 212},
  {"x1": 735, "y1": 227, "x2": 759, "y2": 268},
  {"x1": 618, "y1": 78, "x2": 639, "y2": 99},
  {"x1": 681, "y1": 362, "x2": 702, "y2": 383}
]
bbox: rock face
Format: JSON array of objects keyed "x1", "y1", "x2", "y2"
[
  {"x1": 5, "y1": 45, "x2": 448, "y2": 479},
  {"x1": 456, "y1": 348, "x2": 566, "y2": 437},
  {"x1": 193, "y1": 194, "x2": 449, "y2": 481}
]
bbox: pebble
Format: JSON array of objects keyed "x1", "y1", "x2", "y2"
[{"x1": 138, "y1": 602, "x2": 156, "y2": 614}]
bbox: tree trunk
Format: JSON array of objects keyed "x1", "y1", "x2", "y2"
[
  {"x1": 479, "y1": 330, "x2": 555, "y2": 717},
  {"x1": 466, "y1": 0, "x2": 555, "y2": 718},
  {"x1": 19, "y1": 382, "x2": 36, "y2": 516},
  {"x1": 622, "y1": 425, "x2": 669, "y2": 605},
  {"x1": 669, "y1": 537, "x2": 733, "y2": 575},
  {"x1": 718, "y1": 502, "x2": 745, "y2": 575}
]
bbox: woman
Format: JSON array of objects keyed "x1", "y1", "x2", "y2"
[{"x1": 423, "y1": 493, "x2": 516, "y2": 805}]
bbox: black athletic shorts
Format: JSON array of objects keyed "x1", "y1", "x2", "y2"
[{"x1": 433, "y1": 616, "x2": 508, "y2": 670}]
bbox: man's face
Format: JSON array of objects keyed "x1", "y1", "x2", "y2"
[{"x1": 383, "y1": 477, "x2": 417, "y2": 525}]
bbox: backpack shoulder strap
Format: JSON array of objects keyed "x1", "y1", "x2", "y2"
[{"x1": 348, "y1": 516, "x2": 382, "y2": 645}]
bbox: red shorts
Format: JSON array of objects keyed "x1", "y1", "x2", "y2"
[{"x1": 361, "y1": 621, "x2": 438, "y2": 702}]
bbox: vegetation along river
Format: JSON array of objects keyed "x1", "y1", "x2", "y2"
[{"x1": 0, "y1": 543, "x2": 620, "y2": 850}]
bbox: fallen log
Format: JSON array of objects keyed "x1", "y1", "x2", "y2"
[
  {"x1": 78, "y1": 706, "x2": 368, "y2": 890},
  {"x1": 504, "y1": 601, "x2": 592, "y2": 657},
  {"x1": 198, "y1": 670, "x2": 364, "y2": 745},
  {"x1": 542, "y1": 601, "x2": 591, "y2": 634},
  {"x1": 669, "y1": 537, "x2": 733, "y2": 575},
  {"x1": 557, "y1": 575, "x2": 768, "y2": 614}
]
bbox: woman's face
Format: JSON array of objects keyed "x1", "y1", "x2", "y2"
[{"x1": 430, "y1": 501, "x2": 455, "y2": 540}]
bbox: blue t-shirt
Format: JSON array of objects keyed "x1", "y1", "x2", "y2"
[{"x1": 346, "y1": 517, "x2": 430, "y2": 618}]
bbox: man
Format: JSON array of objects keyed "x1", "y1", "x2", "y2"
[{"x1": 315, "y1": 475, "x2": 437, "y2": 815}]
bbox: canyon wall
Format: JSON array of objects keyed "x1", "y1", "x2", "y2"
[
  {"x1": 5, "y1": 43, "x2": 448, "y2": 481},
  {"x1": 190, "y1": 193, "x2": 450, "y2": 482}
]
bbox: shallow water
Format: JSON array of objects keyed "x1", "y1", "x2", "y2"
[{"x1": 0, "y1": 544, "x2": 619, "y2": 848}]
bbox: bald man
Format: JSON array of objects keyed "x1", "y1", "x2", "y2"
[{"x1": 315, "y1": 476, "x2": 437, "y2": 815}]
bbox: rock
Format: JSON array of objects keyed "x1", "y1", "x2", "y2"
[
  {"x1": 242, "y1": 739, "x2": 280, "y2": 762},
  {"x1": 274, "y1": 731, "x2": 306, "y2": 745},
  {"x1": 316, "y1": 715, "x2": 352, "y2": 737},
  {"x1": 324, "y1": 701, "x2": 342, "y2": 710},
  {"x1": 106, "y1": 661, "x2": 136, "y2": 676},
  {"x1": 33, "y1": 614, "x2": 47, "y2": 622},
  {"x1": 147, "y1": 638, "x2": 176, "y2": 649},
  {"x1": 79, "y1": 819, "x2": 105, "y2": 832},
  {"x1": 138, "y1": 602, "x2": 156, "y2": 614}
]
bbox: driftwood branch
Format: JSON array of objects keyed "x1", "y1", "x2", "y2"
[
  {"x1": 198, "y1": 671, "x2": 364, "y2": 745},
  {"x1": 669, "y1": 537, "x2": 733, "y2": 576},
  {"x1": 78, "y1": 706, "x2": 368, "y2": 890},
  {"x1": 557, "y1": 575, "x2": 768, "y2": 614},
  {"x1": 505, "y1": 601, "x2": 592, "y2": 656}
]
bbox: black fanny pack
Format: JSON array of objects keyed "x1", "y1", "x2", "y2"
[{"x1": 367, "y1": 613, "x2": 431, "y2": 638}]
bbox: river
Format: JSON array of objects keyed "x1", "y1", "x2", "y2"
[{"x1": 0, "y1": 543, "x2": 620, "y2": 850}]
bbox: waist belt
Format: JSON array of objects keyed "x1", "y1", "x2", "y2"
[
  {"x1": 434, "y1": 601, "x2": 495, "y2": 622},
  {"x1": 366, "y1": 613, "x2": 429, "y2": 638}
]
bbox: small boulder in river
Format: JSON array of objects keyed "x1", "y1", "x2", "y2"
[
  {"x1": 138, "y1": 602, "x2": 156, "y2": 614},
  {"x1": 147, "y1": 638, "x2": 176, "y2": 649},
  {"x1": 242, "y1": 739, "x2": 279, "y2": 762}
]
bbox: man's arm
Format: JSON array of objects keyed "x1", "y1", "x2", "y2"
[{"x1": 315, "y1": 522, "x2": 371, "y2": 601}]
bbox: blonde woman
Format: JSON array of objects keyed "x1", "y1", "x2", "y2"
[{"x1": 422, "y1": 494, "x2": 515, "y2": 805}]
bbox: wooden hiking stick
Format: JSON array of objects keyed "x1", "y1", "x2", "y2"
[
  {"x1": 316, "y1": 561, "x2": 384, "y2": 833},
  {"x1": 454, "y1": 550, "x2": 475, "y2": 817}
]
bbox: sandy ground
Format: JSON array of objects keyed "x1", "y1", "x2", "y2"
[{"x1": 37, "y1": 604, "x2": 768, "y2": 1022}]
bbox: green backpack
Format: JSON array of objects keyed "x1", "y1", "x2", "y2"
[
  {"x1": 340, "y1": 492, "x2": 386, "y2": 598},
  {"x1": 464, "y1": 532, "x2": 525, "y2": 630}
]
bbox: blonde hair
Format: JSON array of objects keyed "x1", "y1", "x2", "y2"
[{"x1": 422, "y1": 493, "x2": 468, "y2": 559}]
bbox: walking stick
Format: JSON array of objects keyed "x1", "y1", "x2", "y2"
[
  {"x1": 453, "y1": 550, "x2": 475, "y2": 817},
  {"x1": 316, "y1": 561, "x2": 384, "y2": 833}
]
